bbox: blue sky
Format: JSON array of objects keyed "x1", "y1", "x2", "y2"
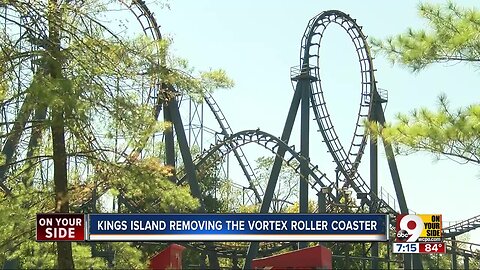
[{"x1": 128, "y1": 0, "x2": 480, "y2": 243}]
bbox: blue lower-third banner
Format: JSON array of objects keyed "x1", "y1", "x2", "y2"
[{"x1": 87, "y1": 214, "x2": 389, "y2": 241}]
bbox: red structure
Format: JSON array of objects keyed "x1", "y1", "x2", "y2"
[
  {"x1": 251, "y1": 245, "x2": 332, "y2": 270},
  {"x1": 149, "y1": 244, "x2": 186, "y2": 270}
]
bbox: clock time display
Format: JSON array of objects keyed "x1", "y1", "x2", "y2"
[{"x1": 393, "y1": 243, "x2": 419, "y2": 254}]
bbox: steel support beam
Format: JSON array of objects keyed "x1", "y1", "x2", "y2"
[
  {"x1": 169, "y1": 100, "x2": 202, "y2": 202},
  {"x1": 370, "y1": 95, "x2": 379, "y2": 270},
  {"x1": 452, "y1": 237, "x2": 458, "y2": 270},
  {"x1": 163, "y1": 102, "x2": 176, "y2": 182},
  {"x1": 243, "y1": 86, "x2": 302, "y2": 270},
  {"x1": 370, "y1": 137, "x2": 379, "y2": 269},
  {"x1": 22, "y1": 103, "x2": 48, "y2": 187},
  {"x1": 378, "y1": 108, "x2": 422, "y2": 270},
  {"x1": 299, "y1": 78, "x2": 310, "y2": 249},
  {"x1": 377, "y1": 109, "x2": 407, "y2": 213},
  {"x1": 317, "y1": 191, "x2": 326, "y2": 214},
  {"x1": 317, "y1": 188, "x2": 326, "y2": 248},
  {"x1": 464, "y1": 254, "x2": 469, "y2": 270},
  {"x1": 168, "y1": 98, "x2": 220, "y2": 269}
]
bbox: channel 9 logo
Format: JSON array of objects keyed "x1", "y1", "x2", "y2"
[{"x1": 396, "y1": 214, "x2": 442, "y2": 243}]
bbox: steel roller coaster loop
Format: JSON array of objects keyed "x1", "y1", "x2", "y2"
[
  {"x1": 293, "y1": 10, "x2": 410, "y2": 223},
  {"x1": 296, "y1": 8, "x2": 479, "y2": 257},
  {"x1": 61, "y1": 5, "x2": 480, "y2": 269},
  {"x1": 298, "y1": 10, "x2": 375, "y2": 181},
  {"x1": 1, "y1": 3, "x2": 479, "y2": 269},
  {"x1": 240, "y1": 9, "x2": 419, "y2": 269},
  {"x1": 88, "y1": 6, "x2": 479, "y2": 269},
  {"x1": 296, "y1": 10, "x2": 392, "y2": 206}
]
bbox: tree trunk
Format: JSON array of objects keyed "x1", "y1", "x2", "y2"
[
  {"x1": 52, "y1": 113, "x2": 74, "y2": 269},
  {"x1": 0, "y1": 93, "x2": 33, "y2": 191},
  {"x1": 48, "y1": 0, "x2": 74, "y2": 268},
  {"x1": 23, "y1": 104, "x2": 48, "y2": 187}
]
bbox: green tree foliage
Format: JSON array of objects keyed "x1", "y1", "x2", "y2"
[
  {"x1": 0, "y1": 0, "x2": 233, "y2": 268},
  {"x1": 102, "y1": 156, "x2": 200, "y2": 213},
  {"x1": 369, "y1": 96, "x2": 480, "y2": 164},
  {"x1": 370, "y1": 1, "x2": 480, "y2": 164},
  {"x1": 371, "y1": 1, "x2": 480, "y2": 71},
  {"x1": 194, "y1": 151, "x2": 239, "y2": 213},
  {"x1": 249, "y1": 156, "x2": 299, "y2": 213},
  {"x1": 370, "y1": 2, "x2": 480, "y2": 268}
]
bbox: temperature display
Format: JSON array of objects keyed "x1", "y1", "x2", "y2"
[{"x1": 419, "y1": 242, "x2": 446, "y2": 254}]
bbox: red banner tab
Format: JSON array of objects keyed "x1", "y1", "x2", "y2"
[
  {"x1": 36, "y1": 213, "x2": 85, "y2": 241},
  {"x1": 419, "y1": 242, "x2": 446, "y2": 254}
]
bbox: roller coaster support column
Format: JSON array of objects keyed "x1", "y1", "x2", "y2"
[
  {"x1": 318, "y1": 188, "x2": 327, "y2": 214},
  {"x1": 318, "y1": 188, "x2": 327, "y2": 247},
  {"x1": 378, "y1": 106, "x2": 423, "y2": 270},
  {"x1": 464, "y1": 254, "x2": 469, "y2": 270},
  {"x1": 243, "y1": 84, "x2": 303, "y2": 270},
  {"x1": 299, "y1": 67, "x2": 313, "y2": 249},
  {"x1": 166, "y1": 92, "x2": 220, "y2": 269},
  {"x1": 452, "y1": 236, "x2": 458, "y2": 270},
  {"x1": 370, "y1": 90, "x2": 380, "y2": 270},
  {"x1": 163, "y1": 98, "x2": 176, "y2": 182}
]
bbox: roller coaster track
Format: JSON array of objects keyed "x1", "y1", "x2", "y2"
[
  {"x1": 124, "y1": 0, "x2": 262, "y2": 203},
  {"x1": 99, "y1": 8, "x2": 402, "y2": 233},
  {"x1": 301, "y1": 11, "x2": 374, "y2": 175},
  {"x1": 297, "y1": 10, "x2": 379, "y2": 197},
  {"x1": 444, "y1": 239, "x2": 480, "y2": 258},
  {"x1": 121, "y1": 0, "x2": 162, "y2": 42},
  {"x1": 62, "y1": 0, "x2": 262, "y2": 209},
  {"x1": 75, "y1": 2, "x2": 261, "y2": 266},
  {"x1": 180, "y1": 128, "x2": 405, "y2": 218},
  {"x1": 56, "y1": 6, "x2": 480, "y2": 269},
  {"x1": 203, "y1": 95, "x2": 262, "y2": 202},
  {"x1": 178, "y1": 129, "x2": 339, "y2": 203},
  {"x1": 287, "y1": 11, "x2": 409, "y2": 221},
  {"x1": 296, "y1": 11, "x2": 480, "y2": 257},
  {"x1": 443, "y1": 214, "x2": 480, "y2": 238},
  {"x1": 185, "y1": 242, "x2": 296, "y2": 258},
  {"x1": 120, "y1": 2, "x2": 262, "y2": 202},
  {"x1": 3, "y1": 3, "x2": 478, "y2": 268}
]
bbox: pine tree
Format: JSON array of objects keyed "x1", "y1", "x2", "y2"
[{"x1": 370, "y1": 1, "x2": 480, "y2": 165}]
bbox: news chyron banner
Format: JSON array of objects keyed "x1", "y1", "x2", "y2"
[
  {"x1": 36, "y1": 214, "x2": 85, "y2": 241},
  {"x1": 37, "y1": 213, "x2": 389, "y2": 242},
  {"x1": 393, "y1": 214, "x2": 446, "y2": 254}
]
